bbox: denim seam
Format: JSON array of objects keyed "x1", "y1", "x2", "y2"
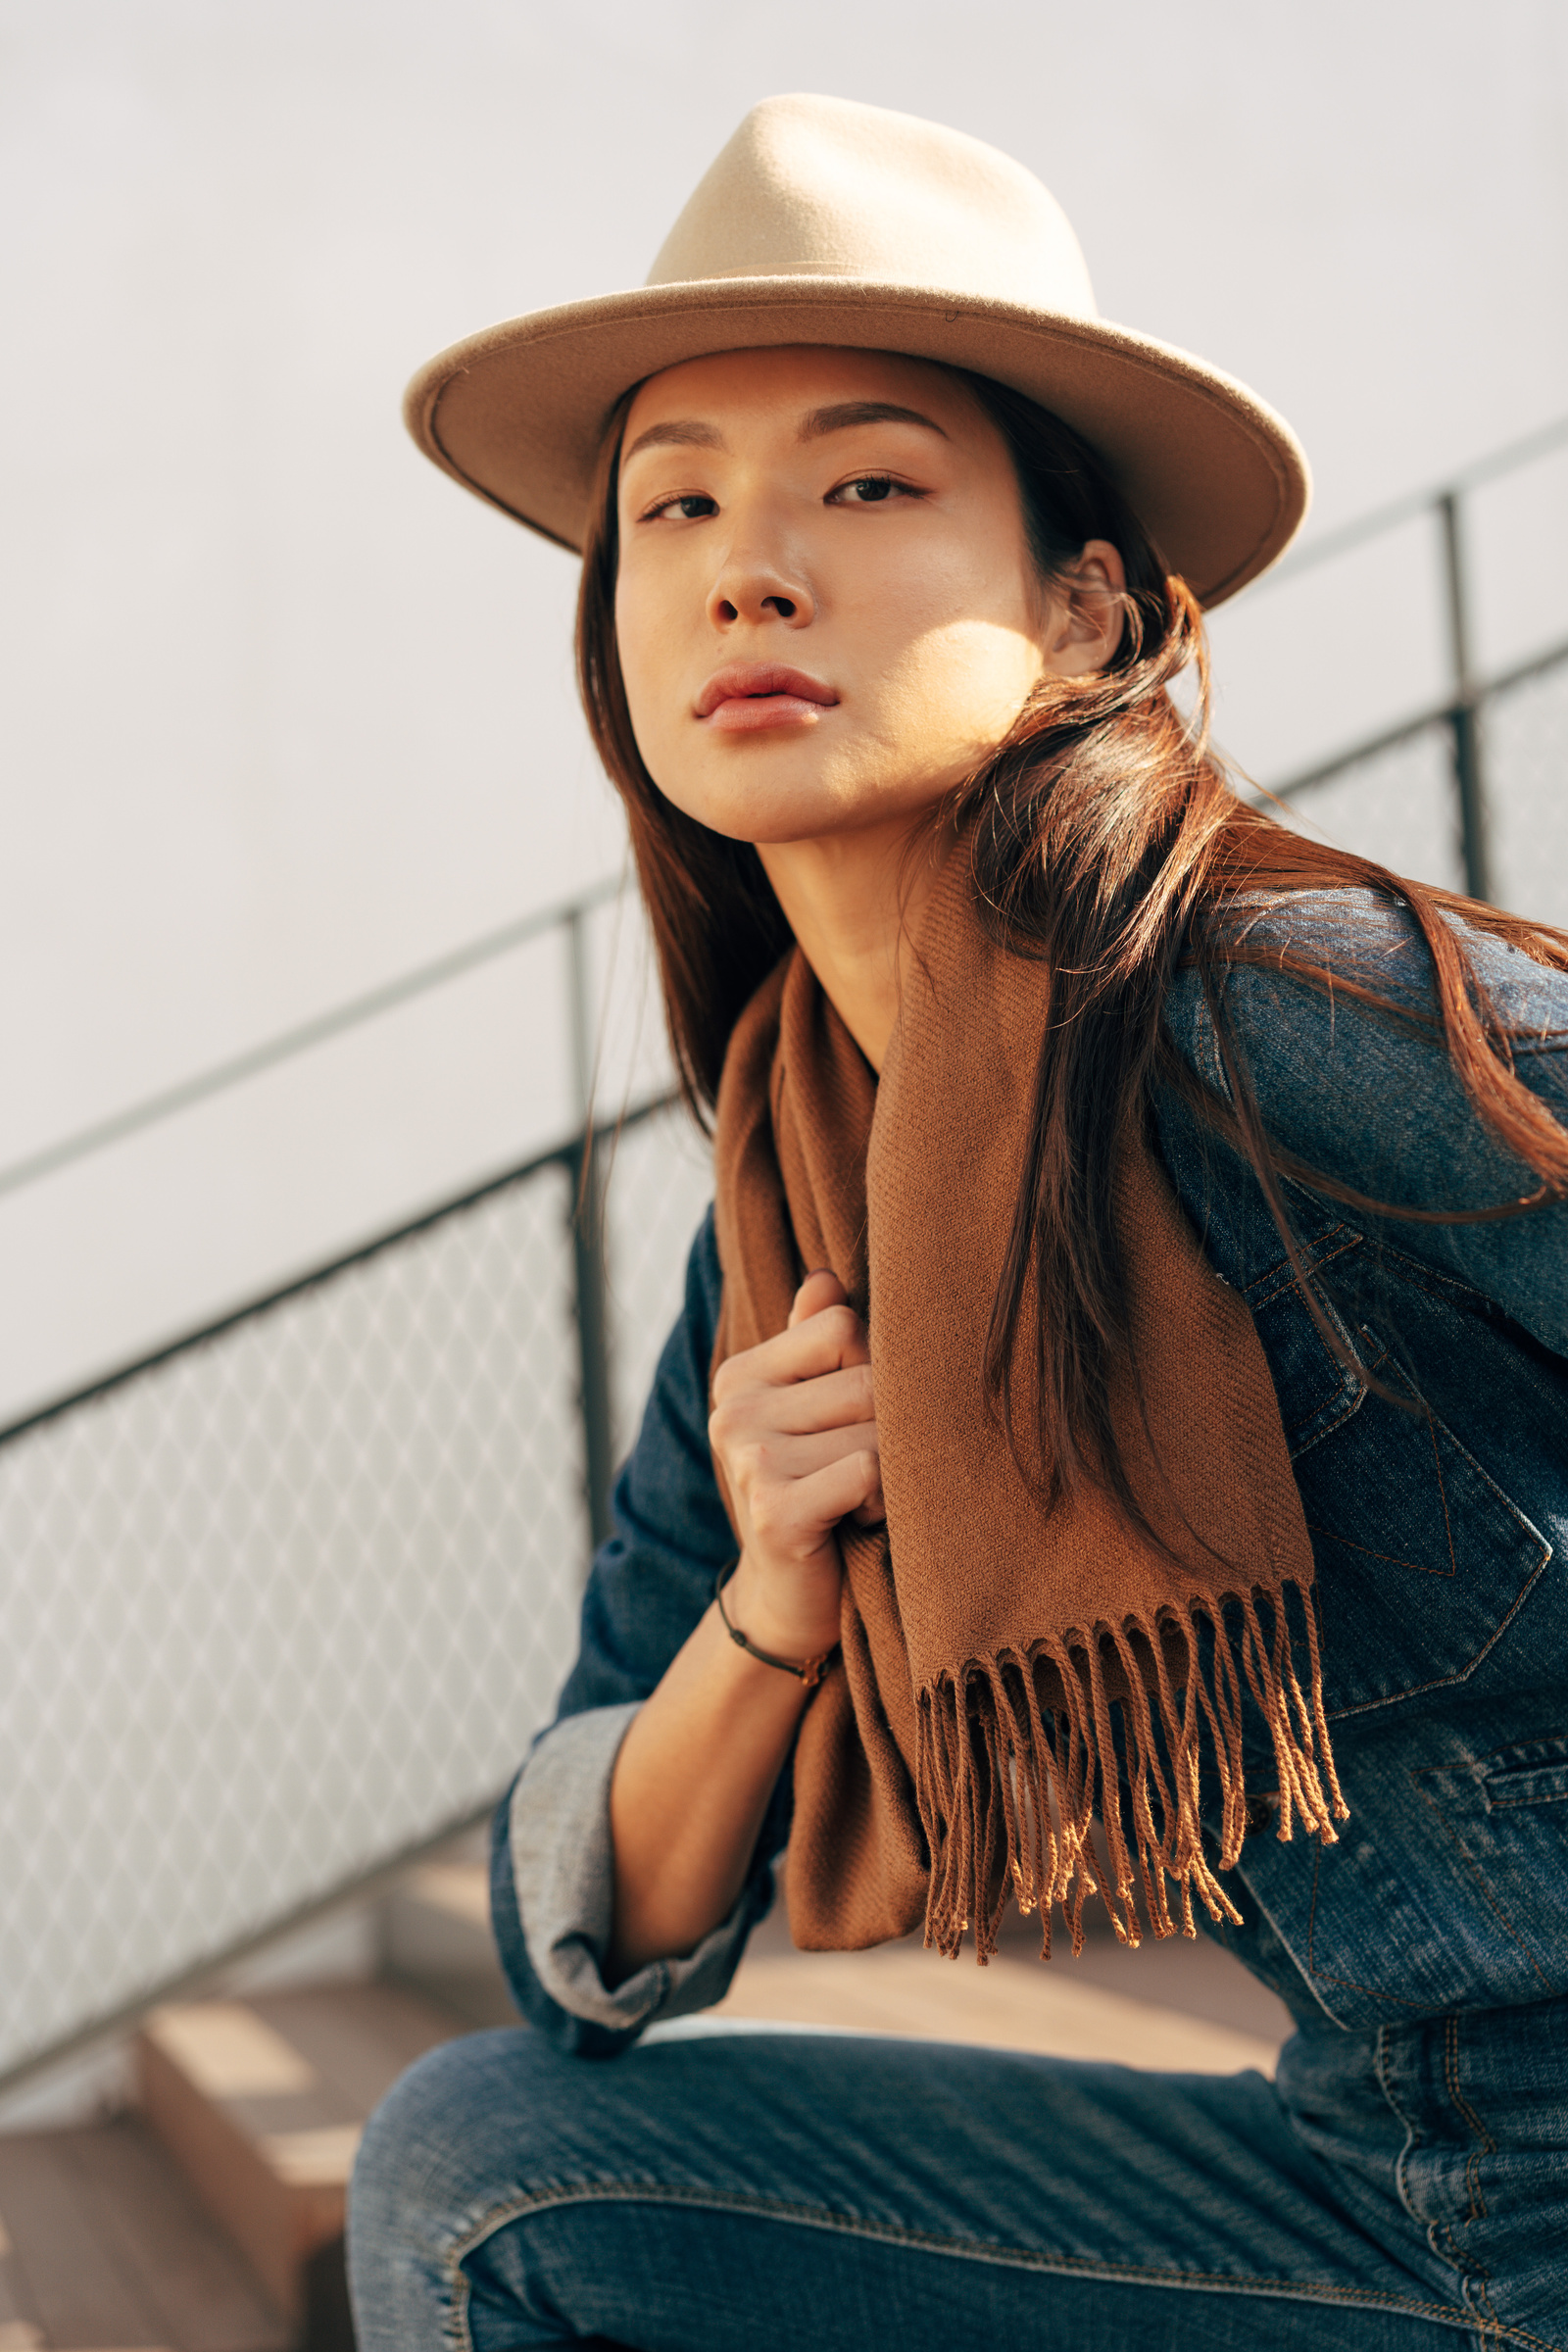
[
  {"x1": 1289, "y1": 1379, "x2": 1367, "y2": 1456},
  {"x1": 1321, "y1": 1523, "x2": 1548, "y2": 1725},
  {"x1": 1428, "y1": 1405, "x2": 1459, "y2": 1568},
  {"x1": 1376, "y1": 2020, "x2": 1424, "y2": 2228},
  {"x1": 1358, "y1": 1247, "x2": 1495, "y2": 1312},
  {"x1": 1246, "y1": 1230, "x2": 1363, "y2": 1315},
  {"x1": 1445, "y1": 2012, "x2": 1497, "y2": 2230},
  {"x1": 1305, "y1": 1522, "x2": 1454, "y2": 1578},
  {"x1": 440, "y1": 2178, "x2": 1563, "y2": 2351},
  {"x1": 1376, "y1": 2016, "x2": 1524, "y2": 2352}
]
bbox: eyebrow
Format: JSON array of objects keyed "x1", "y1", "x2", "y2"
[
  {"x1": 622, "y1": 417, "x2": 724, "y2": 461},
  {"x1": 621, "y1": 399, "x2": 949, "y2": 465},
  {"x1": 798, "y1": 400, "x2": 949, "y2": 442}
]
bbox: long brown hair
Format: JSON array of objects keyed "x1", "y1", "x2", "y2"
[{"x1": 577, "y1": 365, "x2": 1568, "y2": 1521}]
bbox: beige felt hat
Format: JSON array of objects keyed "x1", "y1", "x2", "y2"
[{"x1": 405, "y1": 93, "x2": 1309, "y2": 606}]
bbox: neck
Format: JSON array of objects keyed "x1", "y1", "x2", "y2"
[{"x1": 757, "y1": 815, "x2": 956, "y2": 1073}]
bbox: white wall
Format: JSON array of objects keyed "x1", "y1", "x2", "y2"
[{"x1": 2, "y1": 0, "x2": 1565, "y2": 1421}]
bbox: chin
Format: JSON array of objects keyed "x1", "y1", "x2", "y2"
[
  {"x1": 675, "y1": 757, "x2": 968, "y2": 850},
  {"x1": 650, "y1": 757, "x2": 854, "y2": 846}
]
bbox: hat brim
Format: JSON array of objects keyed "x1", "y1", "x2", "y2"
[{"x1": 404, "y1": 276, "x2": 1309, "y2": 608}]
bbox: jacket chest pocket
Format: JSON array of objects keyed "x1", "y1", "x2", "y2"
[
  {"x1": 1413, "y1": 1735, "x2": 1568, "y2": 2000},
  {"x1": 1246, "y1": 1261, "x2": 1550, "y2": 1721}
]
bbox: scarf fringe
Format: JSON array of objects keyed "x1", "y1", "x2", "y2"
[{"x1": 912, "y1": 1584, "x2": 1348, "y2": 1961}]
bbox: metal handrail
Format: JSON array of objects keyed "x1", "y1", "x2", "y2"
[
  {"x1": 1257, "y1": 409, "x2": 1568, "y2": 590},
  {"x1": 1266, "y1": 631, "x2": 1568, "y2": 804},
  {"x1": 0, "y1": 1087, "x2": 675, "y2": 1453},
  {"x1": 0, "y1": 1093, "x2": 678, "y2": 2105}
]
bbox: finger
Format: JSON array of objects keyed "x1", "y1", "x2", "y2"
[
  {"x1": 765, "y1": 1362, "x2": 875, "y2": 1437},
  {"x1": 759, "y1": 1300, "x2": 870, "y2": 1382},
  {"x1": 713, "y1": 1302, "x2": 869, "y2": 1408},
  {"x1": 788, "y1": 1267, "x2": 849, "y2": 1330},
  {"x1": 726, "y1": 1420, "x2": 879, "y2": 1489},
  {"x1": 849, "y1": 1472, "x2": 887, "y2": 1529},
  {"x1": 787, "y1": 1446, "x2": 882, "y2": 1532}
]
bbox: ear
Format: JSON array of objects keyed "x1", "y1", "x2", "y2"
[{"x1": 1038, "y1": 538, "x2": 1128, "y2": 678}]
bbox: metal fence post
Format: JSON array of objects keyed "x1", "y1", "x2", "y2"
[
  {"x1": 564, "y1": 907, "x2": 615, "y2": 1552},
  {"x1": 1438, "y1": 490, "x2": 1491, "y2": 902}
]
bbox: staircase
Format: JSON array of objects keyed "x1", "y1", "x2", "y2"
[
  {"x1": 0, "y1": 1980, "x2": 463, "y2": 2351},
  {"x1": 0, "y1": 1841, "x2": 1293, "y2": 2350},
  {"x1": 0, "y1": 1856, "x2": 501, "y2": 2351}
]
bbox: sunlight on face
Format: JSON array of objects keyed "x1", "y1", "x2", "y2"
[{"x1": 613, "y1": 347, "x2": 1048, "y2": 848}]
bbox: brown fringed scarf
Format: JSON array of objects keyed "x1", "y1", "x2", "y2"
[{"x1": 711, "y1": 844, "x2": 1347, "y2": 1962}]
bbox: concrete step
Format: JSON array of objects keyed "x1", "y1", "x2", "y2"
[
  {"x1": 137, "y1": 1982, "x2": 463, "y2": 2329},
  {"x1": 0, "y1": 2114, "x2": 289, "y2": 2351},
  {"x1": 715, "y1": 1940, "x2": 1288, "y2": 2071},
  {"x1": 380, "y1": 1864, "x2": 518, "y2": 2030}
]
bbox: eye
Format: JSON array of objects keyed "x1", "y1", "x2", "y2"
[
  {"x1": 642, "y1": 491, "x2": 717, "y2": 522},
  {"x1": 825, "y1": 473, "x2": 926, "y2": 508}
]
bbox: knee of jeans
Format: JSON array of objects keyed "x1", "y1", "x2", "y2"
[{"x1": 351, "y1": 2028, "x2": 522, "y2": 2250}]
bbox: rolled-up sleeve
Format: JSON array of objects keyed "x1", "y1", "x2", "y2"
[{"x1": 498, "y1": 1700, "x2": 760, "y2": 2039}]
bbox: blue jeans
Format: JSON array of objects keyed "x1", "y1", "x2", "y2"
[{"x1": 347, "y1": 2002, "x2": 1568, "y2": 2350}]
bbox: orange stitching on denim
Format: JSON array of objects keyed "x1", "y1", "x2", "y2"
[
  {"x1": 1474, "y1": 1735, "x2": 1568, "y2": 1809},
  {"x1": 1426, "y1": 1405, "x2": 1459, "y2": 1574},
  {"x1": 1445, "y1": 2014, "x2": 1494, "y2": 2226},
  {"x1": 440, "y1": 2176, "x2": 1560, "y2": 2341},
  {"x1": 1292, "y1": 1388, "x2": 1366, "y2": 1452},
  {"x1": 1358, "y1": 1238, "x2": 1494, "y2": 1308},
  {"x1": 1245, "y1": 1230, "x2": 1363, "y2": 1314},
  {"x1": 1473, "y1": 1733, "x2": 1568, "y2": 1772},
  {"x1": 1305, "y1": 1522, "x2": 1451, "y2": 1576},
  {"x1": 1374, "y1": 2023, "x2": 1423, "y2": 2227},
  {"x1": 1326, "y1": 1538, "x2": 1550, "y2": 1722}
]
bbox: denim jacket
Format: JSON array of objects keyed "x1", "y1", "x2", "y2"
[{"x1": 491, "y1": 891, "x2": 1568, "y2": 2059}]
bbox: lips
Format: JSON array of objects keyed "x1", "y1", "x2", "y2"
[{"x1": 696, "y1": 662, "x2": 839, "y2": 724}]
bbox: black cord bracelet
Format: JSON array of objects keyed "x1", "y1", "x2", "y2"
[{"x1": 713, "y1": 1561, "x2": 838, "y2": 1690}]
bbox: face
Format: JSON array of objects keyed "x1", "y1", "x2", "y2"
[{"x1": 612, "y1": 346, "x2": 1054, "y2": 850}]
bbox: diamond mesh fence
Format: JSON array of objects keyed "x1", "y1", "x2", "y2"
[
  {"x1": 0, "y1": 1103, "x2": 710, "y2": 2084},
  {"x1": 605, "y1": 1103, "x2": 716, "y2": 1464},
  {"x1": 1275, "y1": 651, "x2": 1568, "y2": 922},
  {"x1": 1275, "y1": 720, "x2": 1466, "y2": 893}
]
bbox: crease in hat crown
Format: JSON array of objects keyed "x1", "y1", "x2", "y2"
[
  {"x1": 403, "y1": 89, "x2": 1310, "y2": 604},
  {"x1": 646, "y1": 94, "x2": 1100, "y2": 318}
]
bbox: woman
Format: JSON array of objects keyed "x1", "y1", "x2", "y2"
[{"x1": 351, "y1": 95, "x2": 1568, "y2": 2351}]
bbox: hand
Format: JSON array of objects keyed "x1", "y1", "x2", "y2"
[{"x1": 708, "y1": 1269, "x2": 882, "y2": 1662}]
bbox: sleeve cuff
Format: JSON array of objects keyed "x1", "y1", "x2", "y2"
[{"x1": 506, "y1": 1701, "x2": 758, "y2": 2034}]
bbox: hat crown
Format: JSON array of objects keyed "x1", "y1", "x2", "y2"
[{"x1": 647, "y1": 92, "x2": 1099, "y2": 320}]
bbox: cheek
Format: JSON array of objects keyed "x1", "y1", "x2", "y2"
[
  {"x1": 874, "y1": 607, "x2": 1044, "y2": 743},
  {"x1": 853, "y1": 538, "x2": 1040, "y2": 700},
  {"x1": 612, "y1": 570, "x2": 675, "y2": 754},
  {"x1": 612, "y1": 567, "x2": 650, "y2": 691}
]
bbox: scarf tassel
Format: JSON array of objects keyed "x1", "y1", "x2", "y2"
[{"x1": 912, "y1": 1584, "x2": 1348, "y2": 1963}]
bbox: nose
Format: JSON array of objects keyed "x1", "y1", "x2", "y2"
[{"x1": 706, "y1": 537, "x2": 814, "y2": 632}]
